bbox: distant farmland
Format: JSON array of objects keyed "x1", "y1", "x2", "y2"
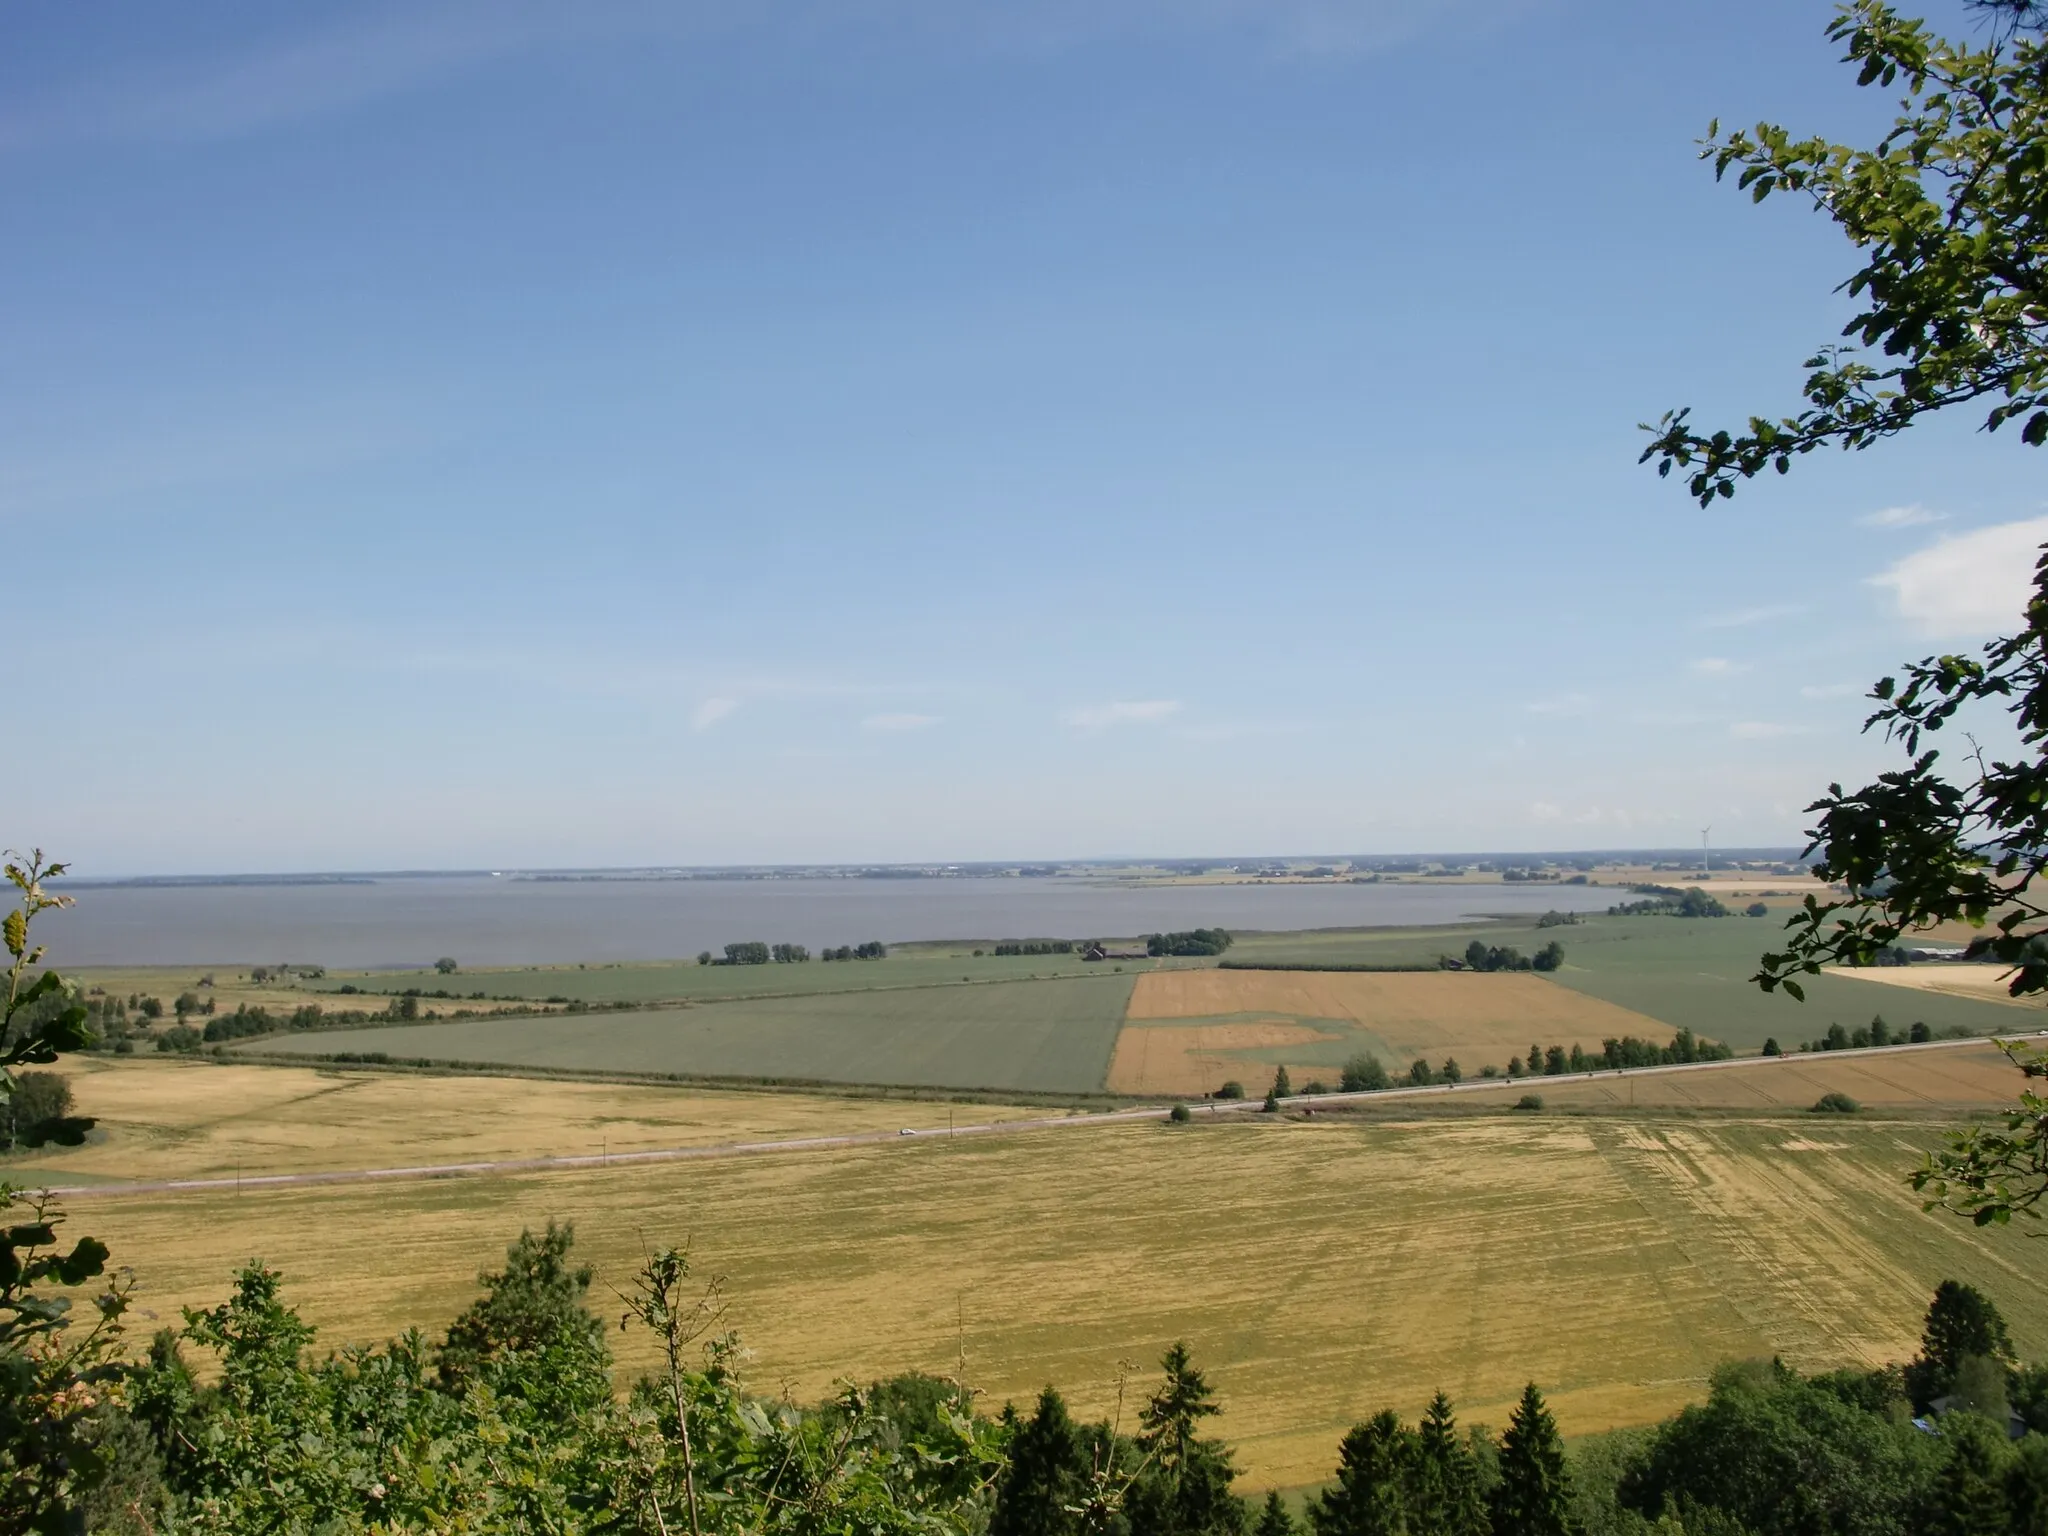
[
  {"x1": 1110, "y1": 969, "x2": 1671, "y2": 1096},
  {"x1": 248, "y1": 972, "x2": 1135, "y2": 1094}
]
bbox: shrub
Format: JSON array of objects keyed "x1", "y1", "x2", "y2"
[
  {"x1": 1746, "y1": 901, "x2": 1769, "y2": 917},
  {"x1": 1168, "y1": 1103, "x2": 1192, "y2": 1123},
  {"x1": 1514, "y1": 1094, "x2": 1545, "y2": 1112},
  {"x1": 1340, "y1": 1053, "x2": 1391, "y2": 1093},
  {"x1": 155, "y1": 1024, "x2": 202, "y2": 1053},
  {"x1": 1813, "y1": 1092, "x2": 1860, "y2": 1114},
  {"x1": 435, "y1": 957, "x2": 459, "y2": 974},
  {"x1": 1215, "y1": 1080, "x2": 1245, "y2": 1100}
]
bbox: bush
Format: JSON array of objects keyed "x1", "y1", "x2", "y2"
[
  {"x1": 1, "y1": 1071, "x2": 73, "y2": 1148},
  {"x1": 1215, "y1": 1080, "x2": 1245, "y2": 1100},
  {"x1": 1813, "y1": 1092, "x2": 1860, "y2": 1114},
  {"x1": 1514, "y1": 1094, "x2": 1545, "y2": 1112},
  {"x1": 1340, "y1": 1053, "x2": 1391, "y2": 1092},
  {"x1": 435, "y1": 957, "x2": 459, "y2": 974},
  {"x1": 155, "y1": 1024, "x2": 202, "y2": 1053},
  {"x1": 1168, "y1": 1103, "x2": 1192, "y2": 1123},
  {"x1": 1746, "y1": 901, "x2": 1769, "y2": 917}
]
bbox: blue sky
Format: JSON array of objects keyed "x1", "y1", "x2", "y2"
[{"x1": 3, "y1": 0, "x2": 2039, "y2": 873}]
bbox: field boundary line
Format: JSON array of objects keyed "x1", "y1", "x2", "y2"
[{"x1": 40, "y1": 1034, "x2": 2027, "y2": 1200}]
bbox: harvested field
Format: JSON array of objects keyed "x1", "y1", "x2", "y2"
[
  {"x1": 1106, "y1": 1021, "x2": 1337, "y2": 1096},
  {"x1": 71, "y1": 1103, "x2": 2048, "y2": 1488},
  {"x1": 0, "y1": 1056, "x2": 1042, "y2": 1185},
  {"x1": 1822, "y1": 965, "x2": 2043, "y2": 1008},
  {"x1": 1441, "y1": 1040, "x2": 2030, "y2": 1113},
  {"x1": 1122, "y1": 969, "x2": 1671, "y2": 1080}
]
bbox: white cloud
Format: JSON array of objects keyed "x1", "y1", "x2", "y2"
[
  {"x1": 1799, "y1": 682, "x2": 1861, "y2": 700},
  {"x1": 1870, "y1": 515, "x2": 2048, "y2": 637},
  {"x1": 1062, "y1": 699, "x2": 1182, "y2": 730},
  {"x1": 1700, "y1": 604, "x2": 1804, "y2": 629},
  {"x1": 1730, "y1": 721, "x2": 1808, "y2": 740},
  {"x1": 1859, "y1": 504, "x2": 1948, "y2": 529},
  {"x1": 862, "y1": 712, "x2": 939, "y2": 732},
  {"x1": 1525, "y1": 692, "x2": 1594, "y2": 717},
  {"x1": 1690, "y1": 657, "x2": 1749, "y2": 677},
  {"x1": 690, "y1": 697, "x2": 738, "y2": 730}
]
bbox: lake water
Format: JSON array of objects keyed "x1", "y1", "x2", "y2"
[{"x1": 41, "y1": 876, "x2": 1621, "y2": 969}]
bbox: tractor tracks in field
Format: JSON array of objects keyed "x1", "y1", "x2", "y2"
[{"x1": 40, "y1": 1034, "x2": 2017, "y2": 1199}]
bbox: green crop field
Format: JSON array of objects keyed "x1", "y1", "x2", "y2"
[
  {"x1": 1225, "y1": 914, "x2": 2034, "y2": 1051},
  {"x1": 247, "y1": 972, "x2": 1137, "y2": 1093},
  {"x1": 1538, "y1": 914, "x2": 2035, "y2": 1049},
  {"x1": 313, "y1": 945, "x2": 1181, "y2": 1006}
]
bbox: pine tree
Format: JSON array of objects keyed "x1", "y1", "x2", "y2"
[
  {"x1": 1313, "y1": 1410, "x2": 1413, "y2": 1536},
  {"x1": 1411, "y1": 1394, "x2": 1485, "y2": 1536},
  {"x1": 1255, "y1": 1492, "x2": 1296, "y2": 1536},
  {"x1": 1131, "y1": 1344, "x2": 1247, "y2": 1536},
  {"x1": 1489, "y1": 1385, "x2": 1574, "y2": 1536},
  {"x1": 992, "y1": 1387, "x2": 1091, "y2": 1536},
  {"x1": 1272, "y1": 1066, "x2": 1293, "y2": 1101}
]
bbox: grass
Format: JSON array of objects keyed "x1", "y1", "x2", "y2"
[
  {"x1": 64, "y1": 1083, "x2": 2048, "y2": 1489},
  {"x1": 238, "y1": 972, "x2": 1138, "y2": 1093}
]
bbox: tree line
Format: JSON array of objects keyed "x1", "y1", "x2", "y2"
[
  {"x1": 1447, "y1": 941, "x2": 1564, "y2": 973},
  {"x1": 697, "y1": 942, "x2": 888, "y2": 965},
  {"x1": 993, "y1": 941, "x2": 1076, "y2": 956},
  {"x1": 1147, "y1": 930, "x2": 1233, "y2": 958}
]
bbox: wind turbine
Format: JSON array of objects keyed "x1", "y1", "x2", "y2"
[{"x1": 1700, "y1": 826, "x2": 1712, "y2": 879}]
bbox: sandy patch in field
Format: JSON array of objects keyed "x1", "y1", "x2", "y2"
[
  {"x1": 1105, "y1": 1022, "x2": 1338, "y2": 1096},
  {"x1": 1126, "y1": 969, "x2": 1671, "y2": 1067},
  {"x1": 1824, "y1": 964, "x2": 2044, "y2": 1008}
]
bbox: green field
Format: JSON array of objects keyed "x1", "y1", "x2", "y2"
[
  {"x1": 1227, "y1": 914, "x2": 2032, "y2": 1050},
  {"x1": 249, "y1": 971, "x2": 1136, "y2": 1092},
  {"x1": 312, "y1": 945, "x2": 1181, "y2": 1006}
]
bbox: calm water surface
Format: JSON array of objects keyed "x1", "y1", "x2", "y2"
[{"x1": 44, "y1": 877, "x2": 1621, "y2": 969}]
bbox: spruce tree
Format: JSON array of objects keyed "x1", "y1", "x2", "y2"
[
  {"x1": 1312, "y1": 1409, "x2": 1413, "y2": 1536},
  {"x1": 1489, "y1": 1385, "x2": 1574, "y2": 1536},
  {"x1": 1131, "y1": 1344, "x2": 1247, "y2": 1536},
  {"x1": 992, "y1": 1387, "x2": 1091, "y2": 1536},
  {"x1": 1272, "y1": 1066, "x2": 1293, "y2": 1101},
  {"x1": 1411, "y1": 1393, "x2": 1485, "y2": 1536},
  {"x1": 1255, "y1": 1492, "x2": 1296, "y2": 1536}
]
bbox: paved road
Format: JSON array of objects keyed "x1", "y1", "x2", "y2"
[{"x1": 42, "y1": 1033, "x2": 2028, "y2": 1200}]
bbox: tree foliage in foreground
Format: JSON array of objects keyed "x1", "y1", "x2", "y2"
[{"x1": 1640, "y1": 0, "x2": 2048, "y2": 1228}]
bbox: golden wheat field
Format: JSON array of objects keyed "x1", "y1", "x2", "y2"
[
  {"x1": 9, "y1": 1057, "x2": 1041, "y2": 1184},
  {"x1": 40, "y1": 1051, "x2": 2047, "y2": 1488},
  {"x1": 1114, "y1": 970, "x2": 1671, "y2": 1094}
]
